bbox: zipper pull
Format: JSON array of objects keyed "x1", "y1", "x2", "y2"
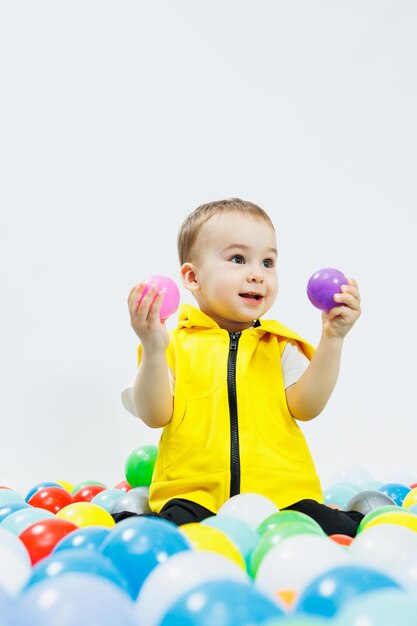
[{"x1": 229, "y1": 332, "x2": 240, "y2": 350}]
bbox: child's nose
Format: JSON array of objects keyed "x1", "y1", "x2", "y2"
[{"x1": 248, "y1": 270, "x2": 264, "y2": 283}]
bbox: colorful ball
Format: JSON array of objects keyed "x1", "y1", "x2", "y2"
[
  {"x1": 124, "y1": 445, "x2": 157, "y2": 488},
  {"x1": 140, "y1": 275, "x2": 180, "y2": 320},
  {"x1": 56, "y1": 502, "x2": 115, "y2": 529},
  {"x1": 179, "y1": 523, "x2": 245, "y2": 570},
  {"x1": 307, "y1": 268, "x2": 347, "y2": 312},
  {"x1": 16, "y1": 572, "x2": 137, "y2": 626},
  {"x1": 100, "y1": 516, "x2": 191, "y2": 599},
  {"x1": 135, "y1": 550, "x2": 248, "y2": 626},
  {"x1": 296, "y1": 564, "x2": 400, "y2": 618},
  {"x1": 27, "y1": 486, "x2": 74, "y2": 514},
  {"x1": 159, "y1": 579, "x2": 284, "y2": 625},
  {"x1": 378, "y1": 482, "x2": 411, "y2": 506},
  {"x1": 218, "y1": 493, "x2": 278, "y2": 531},
  {"x1": 345, "y1": 489, "x2": 396, "y2": 515},
  {"x1": 19, "y1": 518, "x2": 78, "y2": 565}
]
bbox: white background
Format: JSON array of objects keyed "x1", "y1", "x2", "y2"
[{"x1": 1, "y1": 1, "x2": 416, "y2": 495}]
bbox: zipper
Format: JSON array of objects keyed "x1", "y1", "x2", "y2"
[{"x1": 228, "y1": 331, "x2": 241, "y2": 497}]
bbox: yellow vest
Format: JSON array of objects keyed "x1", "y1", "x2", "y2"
[{"x1": 141, "y1": 304, "x2": 323, "y2": 513}]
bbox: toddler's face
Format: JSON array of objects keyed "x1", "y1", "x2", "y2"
[{"x1": 187, "y1": 213, "x2": 278, "y2": 332}]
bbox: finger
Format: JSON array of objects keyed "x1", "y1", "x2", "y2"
[
  {"x1": 135, "y1": 284, "x2": 159, "y2": 319},
  {"x1": 341, "y1": 282, "x2": 360, "y2": 302},
  {"x1": 148, "y1": 289, "x2": 164, "y2": 320},
  {"x1": 333, "y1": 291, "x2": 361, "y2": 310},
  {"x1": 127, "y1": 283, "x2": 145, "y2": 306}
]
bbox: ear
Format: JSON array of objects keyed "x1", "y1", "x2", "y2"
[{"x1": 180, "y1": 262, "x2": 200, "y2": 293}]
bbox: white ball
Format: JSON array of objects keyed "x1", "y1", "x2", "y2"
[
  {"x1": 255, "y1": 533, "x2": 350, "y2": 599},
  {"x1": 218, "y1": 493, "x2": 278, "y2": 531},
  {"x1": 135, "y1": 549, "x2": 249, "y2": 626}
]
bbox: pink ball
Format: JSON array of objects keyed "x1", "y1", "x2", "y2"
[{"x1": 141, "y1": 274, "x2": 180, "y2": 319}]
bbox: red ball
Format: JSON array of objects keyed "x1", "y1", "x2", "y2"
[
  {"x1": 72, "y1": 484, "x2": 107, "y2": 502},
  {"x1": 19, "y1": 518, "x2": 78, "y2": 564},
  {"x1": 113, "y1": 480, "x2": 132, "y2": 492},
  {"x1": 329, "y1": 533, "x2": 353, "y2": 547},
  {"x1": 28, "y1": 486, "x2": 74, "y2": 514}
]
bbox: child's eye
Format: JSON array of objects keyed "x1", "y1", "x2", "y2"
[
  {"x1": 263, "y1": 258, "x2": 275, "y2": 268},
  {"x1": 230, "y1": 255, "x2": 245, "y2": 264}
]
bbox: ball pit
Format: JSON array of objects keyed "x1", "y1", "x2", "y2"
[{"x1": 2, "y1": 462, "x2": 417, "y2": 624}]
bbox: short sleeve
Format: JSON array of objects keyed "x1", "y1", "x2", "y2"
[{"x1": 281, "y1": 340, "x2": 310, "y2": 389}]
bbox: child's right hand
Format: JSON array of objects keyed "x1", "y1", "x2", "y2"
[{"x1": 127, "y1": 283, "x2": 170, "y2": 352}]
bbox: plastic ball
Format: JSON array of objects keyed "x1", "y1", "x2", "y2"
[
  {"x1": 255, "y1": 534, "x2": 349, "y2": 600},
  {"x1": 357, "y1": 505, "x2": 409, "y2": 533},
  {"x1": 0, "y1": 501, "x2": 30, "y2": 524},
  {"x1": 19, "y1": 518, "x2": 78, "y2": 565},
  {"x1": 100, "y1": 516, "x2": 191, "y2": 599},
  {"x1": 402, "y1": 487, "x2": 417, "y2": 509},
  {"x1": 218, "y1": 493, "x2": 278, "y2": 531},
  {"x1": 257, "y1": 510, "x2": 324, "y2": 537},
  {"x1": 179, "y1": 523, "x2": 245, "y2": 570},
  {"x1": 124, "y1": 445, "x2": 158, "y2": 488},
  {"x1": 72, "y1": 484, "x2": 106, "y2": 503},
  {"x1": 159, "y1": 579, "x2": 284, "y2": 626},
  {"x1": 361, "y1": 510, "x2": 417, "y2": 533},
  {"x1": 337, "y1": 588, "x2": 417, "y2": 626},
  {"x1": 296, "y1": 564, "x2": 400, "y2": 618},
  {"x1": 91, "y1": 488, "x2": 126, "y2": 513},
  {"x1": 1, "y1": 507, "x2": 55, "y2": 536},
  {"x1": 201, "y1": 515, "x2": 259, "y2": 571},
  {"x1": 56, "y1": 502, "x2": 115, "y2": 528},
  {"x1": 15, "y1": 572, "x2": 137, "y2": 626},
  {"x1": 0, "y1": 489, "x2": 25, "y2": 506},
  {"x1": 24, "y1": 482, "x2": 63, "y2": 502},
  {"x1": 349, "y1": 523, "x2": 417, "y2": 591},
  {"x1": 307, "y1": 268, "x2": 347, "y2": 312},
  {"x1": 110, "y1": 487, "x2": 151, "y2": 515},
  {"x1": 250, "y1": 521, "x2": 325, "y2": 578},
  {"x1": 53, "y1": 525, "x2": 110, "y2": 554},
  {"x1": 345, "y1": 489, "x2": 397, "y2": 515},
  {"x1": 70, "y1": 480, "x2": 107, "y2": 495},
  {"x1": 27, "y1": 486, "x2": 74, "y2": 514},
  {"x1": 323, "y1": 483, "x2": 359, "y2": 509},
  {"x1": 25, "y1": 547, "x2": 130, "y2": 594},
  {"x1": 140, "y1": 274, "x2": 180, "y2": 320},
  {"x1": 0, "y1": 527, "x2": 32, "y2": 594},
  {"x1": 378, "y1": 482, "x2": 411, "y2": 506},
  {"x1": 135, "y1": 550, "x2": 248, "y2": 626}
]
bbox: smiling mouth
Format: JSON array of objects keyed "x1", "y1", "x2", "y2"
[{"x1": 239, "y1": 293, "x2": 264, "y2": 301}]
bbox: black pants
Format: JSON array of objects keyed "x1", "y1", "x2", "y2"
[{"x1": 112, "y1": 497, "x2": 363, "y2": 537}]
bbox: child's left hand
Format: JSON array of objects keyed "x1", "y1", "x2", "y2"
[{"x1": 322, "y1": 278, "x2": 361, "y2": 338}]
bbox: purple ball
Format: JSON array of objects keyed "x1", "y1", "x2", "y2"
[{"x1": 307, "y1": 268, "x2": 347, "y2": 312}]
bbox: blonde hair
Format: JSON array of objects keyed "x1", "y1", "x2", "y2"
[{"x1": 177, "y1": 198, "x2": 275, "y2": 264}]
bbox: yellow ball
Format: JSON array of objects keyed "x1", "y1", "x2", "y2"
[
  {"x1": 56, "y1": 502, "x2": 115, "y2": 528},
  {"x1": 180, "y1": 523, "x2": 246, "y2": 570},
  {"x1": 54, "y1": 480, "x2": 74, "y2": 493},
  {"x1": 363, "y1": 510, "x2": 417, "y2": 533},
  {"x1": 402, "y1": 487, "x2": 417, "y2": 509}
]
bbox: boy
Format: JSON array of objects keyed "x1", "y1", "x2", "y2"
[{"x1": 121, "y1": 198, "x2": 362, "y2": 535}]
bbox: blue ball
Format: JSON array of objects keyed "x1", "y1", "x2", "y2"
[
  {"x1": 25, "y1": 548, "x2": 129, "y2": 595},
  {"x1": 159, "y1": 579, "x2": 284, "y2": 625},
  {"x1": 201, "y1": 515, "x2": 259, "y2": 570},
  {"x1": 378, "y1": 483, "x2": 411, "y2": 506},
  {"x1": 296, "y1": 564, "x2": 401, "y2": 618},
  {"x1": 24, "y1": 482, "x2": 64, "y2": 502},
  {"x1": 15, "y1": 572, "x2": 136, "y2": 626},
  {"x1": 52, "y1": 526, "x2": 110, "y2": 553},
  {"x1": 100, "y1": 517, "x2": 191, "y2": 599},
  {"x1": 0, "y1": 501, "x2": 30, "y2": 524}
]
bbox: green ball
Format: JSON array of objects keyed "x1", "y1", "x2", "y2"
[
  {"x1": 70, "y1": 480, "x2": 107, "y2": 495},
  {"x1": 357, "y1": 504, "x2": 410, "y2": 533},
  {"x1": 257, "y1": 510, "x2": 323, "y2": 536},
  {"x1": 249, "y1": 520, "x2": 325, "y2": 578},
  {"x1": 124, "y1": 445, "x2": 158, "y2": 488}
]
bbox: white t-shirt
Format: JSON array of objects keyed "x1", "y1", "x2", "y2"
[{"x1": 121, "y1": 340, "x2": 309, "y2": 418}]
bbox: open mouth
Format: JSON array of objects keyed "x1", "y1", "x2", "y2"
[{"x1": 239, "y1": 293, "x2": 263, "y2": 301}]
